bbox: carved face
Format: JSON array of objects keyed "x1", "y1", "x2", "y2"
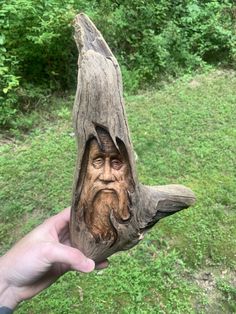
[
  {"x1": 77, "y1": 130, "x2": 133, "y2": 243},
  {"x1": 87, "y1": 139, "x2": 127, "y2": 190}
]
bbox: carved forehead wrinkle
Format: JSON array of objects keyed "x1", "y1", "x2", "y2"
[
  {"x1": 90, "y1": 133, "x2": 120, "y2": 155},
  {"x1": 89, "y1": 139, "x2": 100, "y2": 158}
]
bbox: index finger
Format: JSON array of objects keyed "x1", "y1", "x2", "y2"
[{"x1": 53, "y1": 207, "x2": 71, "y2": 233}]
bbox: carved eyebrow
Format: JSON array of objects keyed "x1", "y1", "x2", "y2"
[
  {"x1": 92, "y1": 153, "x2": 105, "y2": 159},
  {"x1": 110, "y1": 153, "x2": 123, "y2": 159}
]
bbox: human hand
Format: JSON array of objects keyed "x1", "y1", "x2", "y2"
[{"x1": 0, "y1": 207, "x2": 95, "y2": 310}]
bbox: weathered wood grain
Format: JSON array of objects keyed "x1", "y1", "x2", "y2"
[{"x1": 70, "y1": 13, "x2": 196, "y2": 263}]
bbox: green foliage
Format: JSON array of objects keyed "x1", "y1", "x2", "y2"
[
  {"x1": 0, "y1": 0, "x2": 91, "y2": 127},
  {"x1": 95, "y1": 0, "x2": 235, "y2": 87},
  {"x1": 0, "y1": 41, "x2": 19, "y2": 126},
  {"x1": 1, "y1": 0, "x2": 75, "y2": 85},
  {"x1": 0, "y1": 71, "x2": 235, "y2": 312},
  {"x1": 0, "y1": 0, "x2": 235, "y2": 128}
]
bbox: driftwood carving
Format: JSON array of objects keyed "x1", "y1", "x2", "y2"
[{"x1": 70, "y1": 14, "x2": 196, "y2": 263}]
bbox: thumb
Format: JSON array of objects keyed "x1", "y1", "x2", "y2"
[{"x1": 45, "y1": 243, "x2": 95, "y2": 273}]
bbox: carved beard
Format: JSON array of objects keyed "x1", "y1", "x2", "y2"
[{"x1": 78, "y1": 182, "x2": 131, "y2": 243}]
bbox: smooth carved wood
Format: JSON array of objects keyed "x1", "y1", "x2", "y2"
[{"x1": 70, "y1": 13, "x2": 196, "y2": 263}]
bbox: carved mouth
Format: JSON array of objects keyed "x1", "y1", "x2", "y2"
[{"x1": 101, "y1": 188, "x2": 115, "y2": 193}]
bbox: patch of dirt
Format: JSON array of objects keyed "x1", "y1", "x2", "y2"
[
  {"x1": 187, "y1": 69, "x2": 236, "y2": 89},
  {"x1": 191, "y1": 267, "x2": 236, "y2": 313},
  {"x1": 189, "y1": 79, "x2": 201, "y2": 88},
  {"x1": 0, "y1": 133, "x2": 17, "y2": 146}
]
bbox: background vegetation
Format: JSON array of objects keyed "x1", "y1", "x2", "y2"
[{"x1": 0, "y1": 0, "x2": 235, "y2": 128}]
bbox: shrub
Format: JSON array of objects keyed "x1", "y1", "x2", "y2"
[
  {"x1": 94, "y1": 0, "x2": 235, "y2": 86},
  {"x1": 0, "y1": 0, "x2": 235, "y2": 128},
  {"x1": 0, "y1": 0, "x2": 91, "y2": 127}
]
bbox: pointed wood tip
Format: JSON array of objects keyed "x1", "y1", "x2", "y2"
[
  {"x1": 155, "y1": 184, "x2": 196, "y2": 207},
  {"x1": 74, "y1": 13, "x2": 113, "y2": 58},
  {"x1": 138, "y1": 184, "x2": 196, "y2": 230}
]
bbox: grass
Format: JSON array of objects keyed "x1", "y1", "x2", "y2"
[{"x1": 0, "y1": 70, "x2": 235, "y2": 313}]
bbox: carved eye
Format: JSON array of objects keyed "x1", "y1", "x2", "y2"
[
  {"x1": 92, "y1": 157, "x2": 104, "y2": 168},
  {"x1": 111, "y1": 158, "x2": 123, "y2": 170}
]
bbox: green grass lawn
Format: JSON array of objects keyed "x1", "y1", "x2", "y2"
[{"x1": 0, "y1": 70, "x2": 235, "y2": 313}]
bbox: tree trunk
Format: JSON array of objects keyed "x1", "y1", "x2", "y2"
[{"x1": 70, "y1": 13, "x2": 196, "y2": 263}]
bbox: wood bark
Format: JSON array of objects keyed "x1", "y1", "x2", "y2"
[{"x1": 70, "y1": 13, "x2": 196, "y2": 263}]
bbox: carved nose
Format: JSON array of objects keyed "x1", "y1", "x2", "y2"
[{"x1": 99, "y1": 161, "x2": 115, "y2": 183}]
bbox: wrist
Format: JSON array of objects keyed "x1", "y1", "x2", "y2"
[
  {"x1": 0, "y1": 282, "x2": 18, "y2": 310},
  {"x1": 0, "y1": 259, "x2": 19, "y2": 310},
  {"x1": 0, "y1": 307, "x2": 14, "y2": 314}
]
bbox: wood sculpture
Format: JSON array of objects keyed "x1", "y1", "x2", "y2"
[{"x1": 70, "y1": 13, "x2": 196, "y2": 263}]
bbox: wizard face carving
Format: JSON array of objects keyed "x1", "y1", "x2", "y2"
[{"x1": 77, "y1": 128, "x2": 134, "y2": 244}]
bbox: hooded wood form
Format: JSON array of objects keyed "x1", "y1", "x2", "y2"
[{"x1": 70, "y1": 13, "x2": 196, "y2": 263}]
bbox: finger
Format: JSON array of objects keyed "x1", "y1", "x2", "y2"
[
  {"x1": 58, "y1": 228, "x2": 70, "y2": 244},
  {"x1": 44, "y1": 243, "x2": 95, "y2": 273},
  {"x1": 60, "y1": 234, "x2": 71, "y2": 246},
  {"x1": 46, "y1": 207, "x2": 71, "y2": 233}
]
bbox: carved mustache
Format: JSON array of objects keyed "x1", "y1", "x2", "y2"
[
  {"x1": 86, "y1": 183, "x2": 131, "y2": 222},
  {"x1": 90, "y1": 182, "x2": 119, "y2": 196}
]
